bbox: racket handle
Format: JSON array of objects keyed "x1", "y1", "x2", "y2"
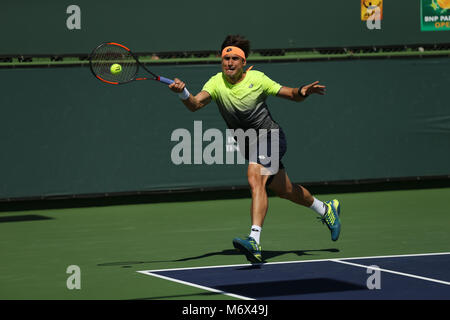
[
  {"x1": 158, "y1": 76, "x2": 189, "y2": 97},
  {"x1": 158, "y1": 76, "x2": 174, "y2": 85}
]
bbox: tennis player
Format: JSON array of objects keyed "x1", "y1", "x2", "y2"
[{"x1": 169, "y1": 35, "x2": 341, "y2": 263}]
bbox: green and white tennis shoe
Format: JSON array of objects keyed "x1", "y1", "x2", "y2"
[
  {"x1": 232, "y1": 236, "x2": 263, "y2": 264},
  {"x1": 320, "y1": 199, "x2": 341, "y2": 241}
]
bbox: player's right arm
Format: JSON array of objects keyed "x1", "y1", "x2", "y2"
[{"x1": 169, "y1": 78, "x2": 212, "y2": 112}]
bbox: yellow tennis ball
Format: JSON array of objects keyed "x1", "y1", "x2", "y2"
[{"x1": 110, "y1": 63, "x2": 122, "y2": 75}]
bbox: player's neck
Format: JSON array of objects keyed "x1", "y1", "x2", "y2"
[{"x1": 225, "y1": 70, "x2": 246, "y2": 85}]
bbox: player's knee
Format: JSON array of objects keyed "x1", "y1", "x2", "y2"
[
  {"x1": 275, "y1": 185, "x2": 293, "y2": 200},
  {"x1": 247, "y1": 175, "x2": 264, "y2": 192},
  {"x1": 277, "y1": 188, "x2": 293, "y2": 200},
  {"x1": 248, "y1": 179, "x2": 262, "y2": 192}
]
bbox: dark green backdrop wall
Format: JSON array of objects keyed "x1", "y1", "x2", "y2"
[
  {"x1": 1, "y1": 57, "x2": 449, "y2": 199},
  {"x1": 1, "y1": 0, "x2": 449, "y2": 55}
]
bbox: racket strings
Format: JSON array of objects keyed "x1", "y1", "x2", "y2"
[{"x1": 90, "y1": 44, "x2": 138, "y2": 83}]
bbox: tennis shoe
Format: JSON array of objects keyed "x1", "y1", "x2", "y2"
[
  {"x1": 232, "y1": 236, "x2": 263, "y2": 264},
  {"x1": 319, "y1": 199, "x2": 341, "y2": 241}
]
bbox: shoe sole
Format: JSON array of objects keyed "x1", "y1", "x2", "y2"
[{"x1": 233, "y1": 239, "x2": 262, "y2": 264}]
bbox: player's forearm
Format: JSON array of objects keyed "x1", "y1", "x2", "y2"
[
  {"x1": 170, "y1": 80, "x2": 211, "y2": 112},
  {"x1": 182, "y1": 95, "x2": 202, "y2": 112},
  {"x1": 181, "y1": 90, "x2": 212, "y2": 112},
  {"x1": 278, "y1": 86, "x2": 307, "y2": 102}
]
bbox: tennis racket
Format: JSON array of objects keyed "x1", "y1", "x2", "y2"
[{"x1": 89, "y1": 42, "x2": 187, "y2": 93}]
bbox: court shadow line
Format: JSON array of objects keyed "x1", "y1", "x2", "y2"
[{"x1": 97, "y1": 248, "x2": 339, "y2": 267}]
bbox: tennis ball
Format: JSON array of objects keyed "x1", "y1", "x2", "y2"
[
  {"x1": 110, "y1": 63, "x2": 122, "y2": 75},
  {"x1": 437, "y1": 0, "x2": 450, "y2": 9}
]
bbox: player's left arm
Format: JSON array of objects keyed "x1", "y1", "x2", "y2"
[{"x1": 277, "y1": 81, "x2": 326, "y2": 102}]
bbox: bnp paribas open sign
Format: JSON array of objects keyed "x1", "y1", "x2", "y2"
[{"x1": 421, "y1": 0, "x2": 450, "y2": 31}]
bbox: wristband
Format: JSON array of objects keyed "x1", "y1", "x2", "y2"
[
  {"x1": 298, "y1": 86, "x2": 309, "y2": 98},
  {"x1": 178, "y1": 88, "x2": 190, "y2": 100}
]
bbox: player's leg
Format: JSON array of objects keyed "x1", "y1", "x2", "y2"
[
  {"x1": 267, "y1": 168, "x2": 315, "y2": 207},
  {"x1": 247, "y1": 162, "x2": 271, "y2": 228},
  {"x1": 267, "y1": 169, "x2": 342, "y2": 241},
  {"x1": 232, "y1": 162, "x2": 270, "y2": 263}
]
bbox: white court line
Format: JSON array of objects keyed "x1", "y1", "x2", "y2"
[
  {"x1": 137, "y1": 270, "x2": 254, "y2": 300},
  {"x1": 138, "y1": 251, "x2": 450, "y2": 273},
  {"x1": 337, "y1": 251, "x2": 450, "y2": 262},
  {"x1": 137, "y1": 251, "x2": 450, "y2": 299},
  {"x1": 331, "y1": 259, "x2": 450, "y2": 286}
]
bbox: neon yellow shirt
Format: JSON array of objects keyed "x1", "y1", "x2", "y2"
[{"x1": 202, "y1": 70, "x2": 282, "y2": 130}]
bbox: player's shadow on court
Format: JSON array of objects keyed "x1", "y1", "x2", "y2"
[
  {"x1": 174, "y1": 248, "x2": 340, "y2": 263},
  {"x1": 97, "y1": 248, "x2": 339, "y2": 268}
]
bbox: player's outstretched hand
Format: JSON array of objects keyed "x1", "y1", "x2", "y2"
[
  {"x1": 301, "y1": 81, "x2": 326, "y2": 96},
  {"x1": 169, "y1": 78, "x2": 186, "y2": 93}
]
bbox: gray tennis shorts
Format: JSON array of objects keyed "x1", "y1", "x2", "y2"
[{"x1": 239, "y1": 128, "x2": 287, "y2": 176}]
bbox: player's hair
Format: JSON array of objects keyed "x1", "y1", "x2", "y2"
[{"x1": 221, "y1": 35, "x2": 250, "y2": 58}]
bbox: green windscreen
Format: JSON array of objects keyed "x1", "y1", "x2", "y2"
[
  {"x1": 0, "y1": 57, "x2": 449, "y2": 200},
  {"x1": 1, "y1": 0, "x2": 449, "y2": 55}
]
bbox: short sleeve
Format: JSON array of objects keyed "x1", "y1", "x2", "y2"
[
  {"x1": 201, "y1": 75, "x2": 218, "y2": 101},
  {"x1": 261, "y1": 73, "x2": 282, "y2": 96}
]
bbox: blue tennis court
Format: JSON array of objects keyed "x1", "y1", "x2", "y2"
[{"x1": 138, "y1": 252, "x2": 450, "y2": 300}]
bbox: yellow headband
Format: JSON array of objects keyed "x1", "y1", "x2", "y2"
[{"x1": 221, "y1": 46, "x2": 246, "y2": 61}]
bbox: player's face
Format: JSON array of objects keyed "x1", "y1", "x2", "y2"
[{"x1": 222, "y1": 54, "x2": 246, "y2": 80}]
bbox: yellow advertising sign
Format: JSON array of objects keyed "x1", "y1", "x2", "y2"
[{"x1": 361, "y1": 0, "x2": 383, "y2": 21}]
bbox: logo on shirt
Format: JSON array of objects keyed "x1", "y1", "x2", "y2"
[{"x1": 249, "y1": 84, "x2": 254, "y2": 88}]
